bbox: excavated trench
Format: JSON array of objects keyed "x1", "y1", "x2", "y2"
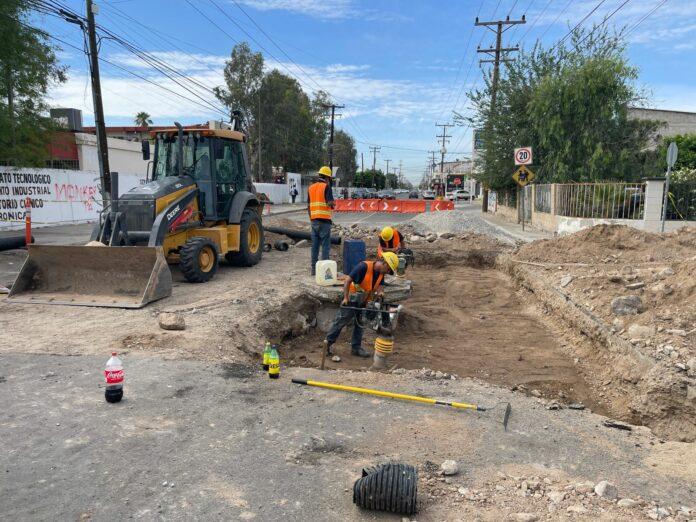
[{"x1": 258, "y1": 248, "x2": 608, "y2": 416}]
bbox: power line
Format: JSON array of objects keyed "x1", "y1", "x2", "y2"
[
  {"x1": 625, "y1": 0, "x2": 668, "y2": 36},
  {"x1": 551, "y1": 0, "x2": 609, "y2": 51},
  {"x1": 536, "y1": 0, "x2": 573, "y2": 41},
  {"x1": 575, "y1": 0, "x2": 632, "y2": 47}
]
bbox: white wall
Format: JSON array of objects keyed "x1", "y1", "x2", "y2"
[
  {"x1": 0, "y1": 167, "x2": 144, "y2": 231},
  {"x1": 75, "y1": 133, "x2": 149, "y2": 177}
]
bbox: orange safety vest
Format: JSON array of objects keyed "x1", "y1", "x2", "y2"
[
  {"x1": 349, "y1": 261, "x2": 384, "y2": 297},
  {"x1": 378, "y1": 230, "x2": 401, "y2": 256},
  {"x1": 308, "y1": 182, "x2": 332, "y2": 221}
]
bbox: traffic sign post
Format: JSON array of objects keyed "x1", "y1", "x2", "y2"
[
  {"x1": 514, "y1": 147, "x2": 532, "y2": 166},
  {"x1": 512, "y1": 165, "x2": 536, "y2": 232},
  {"x1": 661, "y1": 141, "x2": 678, "y2": 233}
]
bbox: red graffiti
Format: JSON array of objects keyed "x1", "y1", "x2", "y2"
[{"x1": 54, "y1": 183, "x2": 99, "y2": 211}]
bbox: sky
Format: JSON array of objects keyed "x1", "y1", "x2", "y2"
[{"x1": 38, "y1": 0, "x2": 696, "y2": 183}]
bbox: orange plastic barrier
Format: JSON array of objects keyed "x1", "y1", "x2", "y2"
[
  {"x1": 400, "y1": 200, "x2": 427, "y2": 213},
  {"x1": 429, "y1": 200, "x2": 454, "y2": 211},
  {"x1": 334, "y1": 199, "x2": 354, "y2": 211}
]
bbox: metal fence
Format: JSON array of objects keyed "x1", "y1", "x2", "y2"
[
  {"x1": 498, "y1": 189, "x2": 517, "y2": 208},
  {"x1": 666, "y1": 181, "x2": 696, "y2": 221},
  {"x1": 555, "y1": 182, "x2": 645, "y2": 219},
  {"x1": 534, "y1": 184, "x2": 552, "y2": 213}
]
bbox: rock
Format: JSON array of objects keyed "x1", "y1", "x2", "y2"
[
  {"x1": 608, "y1": 274, "x2": 623, "y2": 283},
  {"x1": 158, "y1": 312, "x2": 186, "y2": 331},
  {"x1": 438, "y1": 232, "x2": 455, "y2": 239},
  {"x1": 594, "y1": 480, "x2": 618, "y2": 499},
  {"x1": 627, "y1": 323, "x2": 656, "y2": 339},
  {"x1": 617, "y1": 498, "x2": 639, "y2": 508},
  {"x1": 611, "y1": 296, "x2": 644, "y2": 316},
  {"x1": 666, "y1": 329, "x2": 687, "y2": 337},
  {"x1": 546, "y1": 402, "x2": 562, "y2": 410},
  {"x1": 530, "y1": 389, "x2": 542, "y2": 398},
  {"x1": 566, "y1": 505, "x2": 588, "y2": 514},
  {"x1": 440, "y1": 460, "x2": 459, "y2": 476},
  {"x1": 331, "y1": 355, "x2": 341, "y2": 362},
  {"x1": 294, "y1": 239, "x2": 309, "y2": 248},
  {"x1": 686, "y1": 385, "x2": 696, "y2": 401},
  {"x1": 560, "y1": 275, "x2": 573, "y2": 288},
  {"x1": 408, "y1": 235, "x2": 421, "y2": 243},
  {"x1": 574, "y1": 482, "x2": 595, "y2": 494},
  {"x1": 625, "y1": 281, "x2": 645, "y2": 290},
  {"x1": 426, "y1": 234, "x2": 437, "y2": 243},
  {"x1": 513, "y1": 514, "x2": 538, "y2": 522},
  {"x1": 658, "y1": 267, "x2": 675, "y2": 279},
  {"x1": 647, "y1": 506, "x2": 670, "y2": 520},
  {"x1": 603, "y1": 419, "x2": 632, "y2": 431},
  {"x1": 547, "y1": 491, "x2": 565, "y2": 504},
  {"x1": 568, "y1": 403, "x2": 585, "y2": 410}
]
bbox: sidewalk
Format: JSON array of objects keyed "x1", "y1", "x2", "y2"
[
  {"x1": 267, "y1": 203, "x2": 305, "y2": 215},
  {"x1": 480, "y1": 210, "x2": 552, "y2": 243}
]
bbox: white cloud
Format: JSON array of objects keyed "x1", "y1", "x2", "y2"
[
  {"x1": 109, "y1": 51, "x2": 227, "y2": 72},
  {"x1": 236, "y1": 0, "x2": 355, "y2": 20},
  {"x1": 324, "y1": 63, "x2": 370, "y2": 74}
]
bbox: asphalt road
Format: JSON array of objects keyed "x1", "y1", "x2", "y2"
[{"x1": 2, "y1": 354, "x2": 694, "y2": 521}]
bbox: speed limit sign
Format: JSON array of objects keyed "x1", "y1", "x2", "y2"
[{"x1": 514, "y1": 147, "x2": 532, "y2": 165}]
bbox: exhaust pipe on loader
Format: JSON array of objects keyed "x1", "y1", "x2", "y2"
[{"x1": 7, "y1": 244, "x2": 172, "y2": 308}]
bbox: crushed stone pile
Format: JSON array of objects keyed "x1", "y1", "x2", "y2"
[{"x1": 406, "y1": 210, "x2": 517, "y2": 244}]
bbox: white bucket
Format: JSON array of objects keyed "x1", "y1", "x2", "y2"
[{"x1": 315, "y1": 259, "x2": 338, "y2": 286}]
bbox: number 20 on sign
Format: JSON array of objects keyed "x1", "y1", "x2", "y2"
[{"x1": 514, "y1": 147, "x2": 532, "y2": 166}]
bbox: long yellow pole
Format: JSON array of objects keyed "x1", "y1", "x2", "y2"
[{"x1": 292, "y1": 378, "x2": 482, "y2": 411}]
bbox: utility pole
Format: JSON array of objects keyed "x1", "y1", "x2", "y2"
[
  {"x1": 322, "y1": 103, "x2": 344, "y2": 170},
  {"x1": 427, "y1": 150, "x2": 436, "y2": 186},
  {"x1": 258, "y1": 92, "x2": 262, "y2": 181},
  {"x1": 475, "y1": 14, "x2": 525, "y2": 212},
  {"x1": 398, "y1": 160, "x2": 403, "y2": 188},
  {"x1": 369, "y1": 145, "x2": 380, "y2": 188},
  {"x1": 361, "y1": 152, "x2": 364, "y2": 173},
  {"x1": 435, "y1": 123, "x2": 453, "y2": 196},
  {"x1": 384, "y1": 159, "x2": 391, "y2": 188},
  {"x1": 85, "y1": 0, "x2": 111, "y2": 201}
]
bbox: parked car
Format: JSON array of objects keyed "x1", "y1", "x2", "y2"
[
  {"x1": 377, "y1": 189, "x2": 395, "y2": 200},
  {"x1": 351, "y1": 187, "x2": 369, "y2": 199},
  {"x1": 422, "y1": 189, "x2": 436, "y2": 200},
  {"x1": 446, "y1": 189, "x2": 471, "y2": 201},
  {"x1": 364, "y1": 188, "x2": 379, "y2": 199},
  {"x1": 408, "y1": 191, "x2": 420, "y2": 199}
]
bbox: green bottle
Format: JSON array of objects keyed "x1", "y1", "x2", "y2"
[
  {"x1": 262, "y1": 341, "x2": 272, "y2": 371},
  {"x1": 268, "y1": 346, "x2": 280, "y2": 379}
]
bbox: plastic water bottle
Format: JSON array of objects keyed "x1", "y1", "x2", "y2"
[
  {"x1": 262, "y1": 341, "x2": 272, "y2": 371},
  {"x1": 104, "y1": 352, "x2": 124, "y2": 403}
]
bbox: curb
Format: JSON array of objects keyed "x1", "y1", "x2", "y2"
[{"x1": 479, "y1": 215, "x2": 542, "y2": 244}]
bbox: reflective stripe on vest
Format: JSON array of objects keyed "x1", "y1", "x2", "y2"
[
  {"x1": 308, "y1": 182, "x2": 332, "y2": 220},
  {"x1": 349, "y1": 261, "x2": 383, "y2": 295}
]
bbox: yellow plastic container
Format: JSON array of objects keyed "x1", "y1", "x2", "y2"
[{"x1": 315, "y1": 259, "x2": 338, "y2": 286}]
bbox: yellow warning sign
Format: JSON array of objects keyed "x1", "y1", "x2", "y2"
[{"x1": 512, "y1": 165, "x2": 535, "y2": 187}]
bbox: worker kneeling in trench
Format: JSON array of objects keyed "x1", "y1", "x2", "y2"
[{"x1": 324, "y1": 252, "x2": 399, "y2": 358}]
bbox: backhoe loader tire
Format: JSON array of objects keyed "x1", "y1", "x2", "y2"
[
  {"x1": 226, "y1": 208, "x2": 263, "y2": 267},
  {"x1": 180, "y1": 237, "x2": 219, "y2": 283}
]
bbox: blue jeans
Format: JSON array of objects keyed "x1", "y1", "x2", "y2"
[
  {"x1": 326, "y1": 305, "x2": 364, "y2": 352},
  {"x1": 310, "y1": 220, "x2": 331, "y2": 273}
]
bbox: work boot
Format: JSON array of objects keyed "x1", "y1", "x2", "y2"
[
  {"x1": 351, "y1": 346, "x2": 371, "y2": 358},
  {"x1": 324, "y1": 340, "x2": 333, "y2": 356}
]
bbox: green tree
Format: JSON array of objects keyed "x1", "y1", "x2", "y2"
[
  {"x1": 467, "y1": 28, "x2": 658, "y2": 192},
  {"x1": 657, "y1": 134, "x2": 696, "y2": 171},
  {"x1": 385, "y1": 172, "x2": 398, "y2": 189},
  {"x1": 134, "y1": 111, "x2": 152, "y2": 127},
  {"x1": 0, "y1": 0, "x2": 66, "y2": 166},
  {"x1": 214, "y1": 42, "x2": 264, "y2": 129},
  {"x1": 328, "y1": 129, "x2": 357, "y2": 184}
]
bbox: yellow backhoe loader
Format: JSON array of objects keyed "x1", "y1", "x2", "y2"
[{"x1": 8, "y1": 120, "x2": 264, "y2": 308}]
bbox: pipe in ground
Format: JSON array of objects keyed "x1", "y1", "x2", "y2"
[
  {"x1": 0, "y1": 235, "x2": 34, "y2": 252},
  {"x1": 263, "y1": 226, "x2": 342, "y2": 245}
]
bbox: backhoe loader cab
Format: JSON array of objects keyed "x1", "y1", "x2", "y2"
[{"x1": 8, "y1": 122, "x2": 264, "y2": 308}]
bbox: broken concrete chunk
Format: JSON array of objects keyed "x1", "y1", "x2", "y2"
[
  {"x1": 625, "y1": 282, "x2": 645, "y2": 290},
  {"x1": 513, "y1": 514, "x2": 538, "y2": 522},
  {"x1": 559, "y1": 275, "x2": 573, "y2": 288},
  {"x1": 610, "y1": 295, "x2": 644, "y2": 316},
  {"x1": 617, "y1": 498, "x2": 639, "y2": 508},
  {"x1": 294, "y1": 239, "x2": 309, "y2": 248},
  {"x1": 547, "y1": 491, "x2": 565, "y2": 504},
  {"x1": 440, "y1": 460, "x2": 459, "y2": 476},
  {"x1": 603, "y1": 419, "x2": 632, "y2": 431},
  {"x1": 438, "y1": 232, "x2": 455, "y2": 239},
  {"x1": 647, "y1": 506, "x2": 670, "y2": 520},
  {"x1": 627, "y1": 323, "x2": 655, "y2": 339},
  {"x1": 158, "y1": 312, "x2": 186, "y2": 331},
  {"x1": 594, "y1": 480, "x2": 618, "y2": 499},
  {"x1": 426, "y1": 234, "x2": 438, "y2": 243},
  {"x1": 568, "y1": 403, "x2": 585, "y2": 410},
  {"x1": 331, "y1": 355, "x2": 341, "y2": 363}
]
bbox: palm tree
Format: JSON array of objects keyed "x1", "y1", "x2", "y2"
[{"x1": 134, "y1": 111, "x2": 153, "y2": 128}]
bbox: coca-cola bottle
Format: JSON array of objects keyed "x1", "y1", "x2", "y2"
[{"x1": 104, "y1": 352, "x2": 124, "y2": 403}]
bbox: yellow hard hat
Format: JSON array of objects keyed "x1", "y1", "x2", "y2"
[
  {"x1": 380, "y1": 226, "x2": 394, "y2": 242},
  {"x1": 317, "y1": 166, "x2": 332, "y2": 177},
  {"x1": 381, "y1": 251, "x2": 399, "y2": 274}
]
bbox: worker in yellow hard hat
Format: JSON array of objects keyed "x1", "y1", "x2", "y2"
[
  {"x1": 377, "y1": 226, "x2": 406, "y2": 256},
  {"x1": 308, "y1": 166, "x2": 335, "y2": 276},
  {"x1": 324, "y1": 252, "x2": 399, "y2": 358}
]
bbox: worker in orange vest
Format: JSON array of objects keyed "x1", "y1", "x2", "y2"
[
  {"x1": 307, "y1": 166, "x2": 335, "y2": 275},
  {"x1": 377, "y1": 226, "x2": 405, "y2": 257},
  {"x1": 324, "y1": 252, "x2": 399, "y2": 358}
]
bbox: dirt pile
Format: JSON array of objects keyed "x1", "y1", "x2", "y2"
[{"x1": 505, "y1": 224, "x2": 696, "y2": 441}]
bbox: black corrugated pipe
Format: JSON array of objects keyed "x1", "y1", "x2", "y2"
[
  {"x1": 0, "y1": 235, "x2": 35, "y2": 252},
  {"x1": 353, "y1": 463, "x2": 418, "y2": 516}
]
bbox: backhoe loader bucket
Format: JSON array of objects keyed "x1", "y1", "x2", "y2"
[{"x1": 7, "y1": 245, "x2": 172, "y2": 308}]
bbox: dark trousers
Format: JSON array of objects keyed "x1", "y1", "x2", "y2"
[
  {"x1": 326, "y1": 306, "x2": 363, "y2": 352},
  {"x1": 291, "y1": 195, "x2": 297, "y2": 203},
  {"x1": 310, "y1": 220, "x2": 331, "y2": 273}
]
